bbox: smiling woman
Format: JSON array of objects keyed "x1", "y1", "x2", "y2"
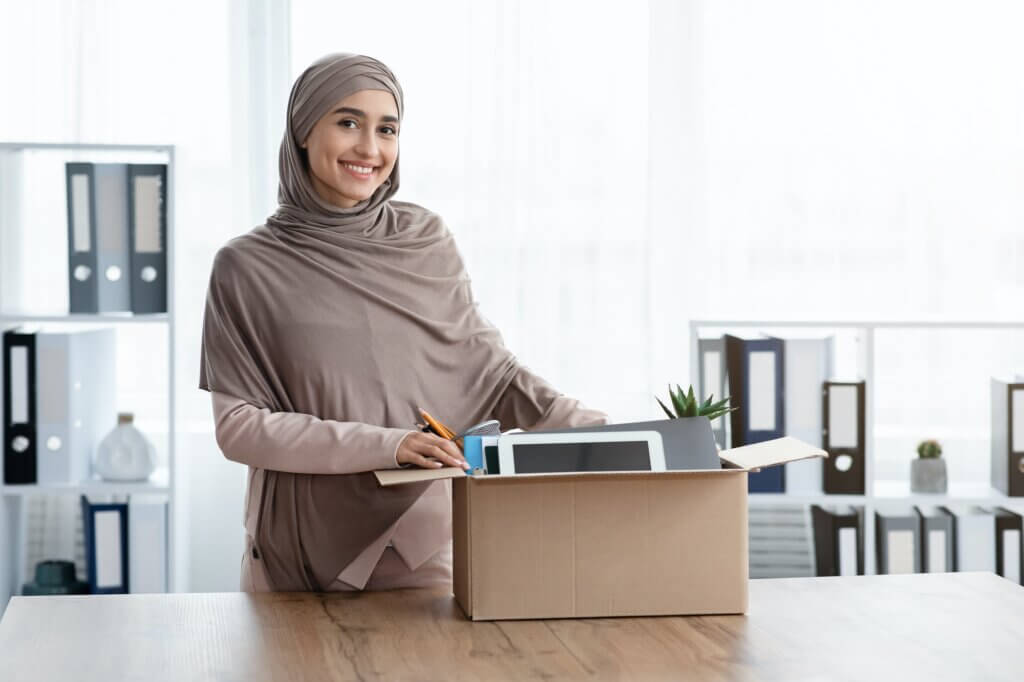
[
  {"x1": 301, "y1": 90, "x2": 400, "y2": 208},
  {"x1": 199, "y1": 52, "x2": 608, "y2": 594}
]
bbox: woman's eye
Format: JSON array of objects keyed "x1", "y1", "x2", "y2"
[
  {"x1": 339, "y1": 119, "x2": 357, "y2": 128},
  {"x1": 381, "y1": 126, "x2": 397, "y2": 135}
]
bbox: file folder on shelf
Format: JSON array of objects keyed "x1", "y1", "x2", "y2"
[
  {"x1": 725, "y1": 334, "x2": 785, "y2": 492},
  {"x1": 822, "y1": 380, "x2": 866, "y2": 495},
  {"x1": 697, "y1": 337, "x2": 728, "y2": 449},
  {"x1": 914, "y1": 505, "x2": 954, "y2": 573},
  {"x1": 875, "y1": 508, "x2": 921, "y2": 574},
  {"x1": 993, "y1": 507, "x2": 1022, "y2": 586},
  {"x1": 36, "y1": 328, "x2": 117, "y2": 484},
  {"x1": 772, "y1": 334, "x2": 834, "y2": 494},
  {"x1": 944, "y1": 504, "x2": 996, "y2": 574},
  {"x1": 65, "y1": 163, "x2": 132, "y2": 314},
  {"x1": 3, "y1": 329, "x2": 37, "y2": 484},
  {"x1": 128, "y1": 494, "x2": 168, "y2": 593},
  {"x1": 127, "y1": 164, "x2": 168, "y2": 314},
  {"x1": 81, "y1": 494, "x2": 129, "y2": 594},
  {"x1": 990, "y1": 377, "x2": 1024, "y2": 496},
  {"x1": 810, "y1": 505, "x2": 865, "y2": 576}
]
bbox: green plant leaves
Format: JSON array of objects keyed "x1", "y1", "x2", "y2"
[{"x1": 657, "y1": 384, "x2": 737, "y2": 422}]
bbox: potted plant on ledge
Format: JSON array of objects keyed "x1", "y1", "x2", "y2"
[{"x1": 911, "y1": 439, "x2": 947, "y2": 493}]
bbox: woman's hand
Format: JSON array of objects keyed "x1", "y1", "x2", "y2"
[{"x1": 396, "y1": 432, "x2": 469, "y2": 470}]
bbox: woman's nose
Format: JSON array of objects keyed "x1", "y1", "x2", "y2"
[{"x1": 354, "y1": 130, "x2": 379, "y2": 157}]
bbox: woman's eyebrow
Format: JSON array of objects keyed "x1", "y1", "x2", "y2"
[{"x1": 333, "y1": 106, "x2": 399, "y2": 124}]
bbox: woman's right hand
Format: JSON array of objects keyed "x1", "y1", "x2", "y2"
[{"x1": 396, "y1": 432, "x2": 469, "y2": 470}]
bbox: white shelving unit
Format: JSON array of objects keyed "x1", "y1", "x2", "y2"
[
  {"x1": 690, "y1": 319, "x2": 1024, "y2": 576},
  {"x1": 0, "y1": 142, "x2": 176, "y2": 608}
]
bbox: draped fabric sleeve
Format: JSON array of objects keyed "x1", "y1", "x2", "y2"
[
  {"x1": 489, "y1": 363, "x2": 610, "y2": 431},
  {"x1": 211, "y1": 391, "x2": 411, "y2": 474},
  {"x1": 199, "y1": 244, "x2": 279, "y2": 405}
]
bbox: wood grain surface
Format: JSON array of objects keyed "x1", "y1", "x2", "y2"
[{"x1": 0, "y1": 572, "x2": 1020, "y2": 681}]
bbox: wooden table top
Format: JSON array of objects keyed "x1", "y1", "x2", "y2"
[{"x1": 1, "y1": 572, "x2": 1020, "y2": 681}]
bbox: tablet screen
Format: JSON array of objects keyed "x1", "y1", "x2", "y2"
[{"x1": 511, "y1": 440, "x2": 653, "y2": 473}]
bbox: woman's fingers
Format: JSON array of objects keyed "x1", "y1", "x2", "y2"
[{"x1": 397, "y1": 432, "x2": 469, "y2": 469}]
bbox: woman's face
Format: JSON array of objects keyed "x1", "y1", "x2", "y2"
[{"x1": 301, "y1": 89, "x2": 400, "y2": 208}]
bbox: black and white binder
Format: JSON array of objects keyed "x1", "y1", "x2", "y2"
[
  {"x1": 772, "y1": 334, "x2": 834, "y2": 494},
  {"x1": 698, "y1": 337, "x2": 728, "y2": 448},
  {"x1": 725, "y1": 334, "x2": 785, "y2": 493},
  {"x1": 875, "y1": 508, "x2": 920, "y2": 574},
  {"x1": 822, "y1": 380, "x2": 866, "y2": 495},
  {"x1": 81, "y1": 494, "x2": 129, "y2": 594},
  {"x1": 65, "y1": 162, "x2": 132, "y2": 314},
  {"x1": 993, "y1": 507, "x2": 1022, "y2": 586},
  {"x1": 127, "y1": 164, "x2": 168, "y2": 314},
  {"x1": 810, "y1": 505, "x2": 865, "y2": 576},
  {"x1": 914, "y1": 505, "x2": 954, "y2": 573},
  {"x1": 36, "y1": 328, "x2": 117, "y2": 484},
  {"x1": 3, "y1": 329, "x2": 37, "y2": 484},
  {"x1": 990, "y1": 377, "x2": 1024, "y2": 497}
]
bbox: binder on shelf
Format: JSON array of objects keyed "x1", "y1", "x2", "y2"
[
  {"x1": 810, "y1": 504, "x2": 865, "y2": 576},
  {"x1": 80, "y1": 494, "x2": 129, "y2": 594},
  {"x1": 993, "y1": 507, "x2": 1022, "y2": 586},
  {"x1": 127, "y1": 164, "x2": 168, "y2": 314},
  {"x1": 772, "y1": 334, "x2": 834, "y2": 494},
  {"x1": 944, "y1": 504, "x2": 996, "y2": 574},
  {"x1": 822, "y1": 380, "x2": 866, "y2": 495},
  {"x1": 990, "y1": 377, "x2": 1024, "y2": 497},
  {"x1": 128, "y1": 494, "x2": 168, "y2": 593},
  {"x1": 874, "y1": 508, "x2": 920, "y2": 574},
  {"x1": 36, "y1": 328, "x2": 117, "y2": 484},
  {"x1": 697, "y1": 337, "x2": 728, "y2": 448},
  {"x1": 65, "y1": 162, "x2": 132, "y2": 314},
  {"x1": 914, "y1": 505, "x2": 954, "y2": 573},
  {"x1": 3, "y1": 329, "x2": 37, "y2": 484},
  {"x1": 725, "y1": 334, "x2": 785, "y2": 492}
]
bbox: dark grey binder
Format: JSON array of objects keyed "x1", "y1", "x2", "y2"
[
  {"x1": 823, "y1": 380, "x2": 866, "y2": 494},
  {"x1": 530, "y1": 416, "x2": 721, "y2": 471},
  {"x1": 810, "y1": 505, "x2": 865, "y2": 576},
  {"x1": 914, "y1": 505, "x2": 954, "y2": 573},
  {"x1": 3, "y1": 329, "x2": 37, "y2": 484},
  {"x1": 875, "y1": 509, "x2": 921, "y2": 574},
  {"x1": 990, "y1": 378, "x2": 1024, "y2": 496},
  {"x1": 127, "y1": 164, "x2": 168, "y2": 314},
  {"x1": 65, "y1": 163, "x2": 132, "y2": 313},
  {"x1": 994, "y1": 507, "x2": 1023, "y2": 585}
]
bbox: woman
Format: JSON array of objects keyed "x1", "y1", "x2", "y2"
[{"x1": 199, "y1": 52, "x2": 607, "y2": 593}]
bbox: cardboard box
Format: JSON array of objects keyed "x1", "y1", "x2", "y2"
[{"x1": 375, "y1": 430, "x2": 825, "y2": 621}]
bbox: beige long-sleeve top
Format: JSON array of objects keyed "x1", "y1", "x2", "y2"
[{"x1": 212, "y1": 368, "x2": 609, "y2": 590}]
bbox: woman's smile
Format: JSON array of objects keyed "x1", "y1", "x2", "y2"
[{"x1": 341, "y1": 161, "x2": 376, "y2": 179}]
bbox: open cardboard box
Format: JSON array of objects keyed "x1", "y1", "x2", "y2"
[{"x1": 375, "y1": 424, "x2": 826, "y2": 621}]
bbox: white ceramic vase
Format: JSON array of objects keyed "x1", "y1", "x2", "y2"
[{"x1": 94, "y1": 413, "x2": 157, "y2": 482}]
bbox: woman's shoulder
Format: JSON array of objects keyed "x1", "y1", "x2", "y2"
[
  {"x1": 388, "y1": 200, "x2": 450, "y2": 235},
  {"x1": 210, "y1": 226, "x2": 275, "y2": 275}
]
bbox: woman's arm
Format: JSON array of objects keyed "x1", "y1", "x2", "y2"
[
  {"x1": 212, "y1": 391, "x2": 412, "y2": 474},
  {"x1": 490, "y1": 365, "x2": 609, "y2": 431}
]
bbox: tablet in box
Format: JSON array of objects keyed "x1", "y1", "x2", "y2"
[{"x1": 375, "y1": 423, "x2": 826, "y2": 621}]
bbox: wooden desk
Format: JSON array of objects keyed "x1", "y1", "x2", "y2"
[{"x1": 1, "y1": 572, "x2": 1020, "y2": 681}]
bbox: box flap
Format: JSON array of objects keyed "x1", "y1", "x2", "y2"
[
  {"x1": 718, "y1": 436, "x2": 827, "y2": 471},
  {"x1": 374, "y1": 466, "x2": 466, "y2": 487}
]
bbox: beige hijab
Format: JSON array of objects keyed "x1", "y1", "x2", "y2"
[{"x1": 199, "y1": 53, "x2": 520, "y2": 590}]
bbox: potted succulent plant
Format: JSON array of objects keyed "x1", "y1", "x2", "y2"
[
  {"x1": 656, "y1": 384, "x2": 736, "y2": 422},
  {"x1": 910, "y1": 439, "x2": 947, "y2": 493}
]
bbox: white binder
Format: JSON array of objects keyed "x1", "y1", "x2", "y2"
[
  {"x1": 128, "y1": 494, "x2": 168, "y2": 593},
  {"x1": 36, "y1": 327, "x2": 117, "y2": 484},
  {"x1": 772, "y1": 334, "x2": 834, "y2": 493}
]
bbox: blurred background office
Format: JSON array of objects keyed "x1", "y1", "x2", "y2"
[{"x1": 1, "y1": 0, "x2": 1022, "y2": 598}]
